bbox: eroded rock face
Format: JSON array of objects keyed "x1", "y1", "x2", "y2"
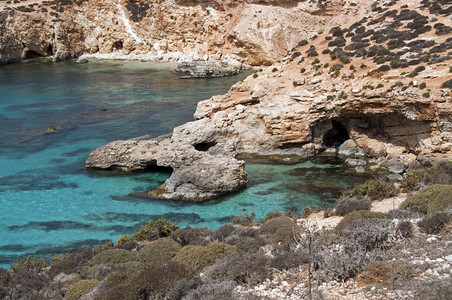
[
  {"x1": 86, "y1": 134, "x2": 247, "y2": 201},
  {"x1": 0, "y1": 0, "x2": 373, "y2": 65},
  {"x1": 176, "y1": 59, "x2": 243, "y2": 78},
  {"x1": 87, "y1": 0, "x2": 452, "y2": 199}
]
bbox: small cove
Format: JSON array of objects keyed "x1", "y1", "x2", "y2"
[{"x1": 0, "y1": 59, "x2": 371, "y2": 268}]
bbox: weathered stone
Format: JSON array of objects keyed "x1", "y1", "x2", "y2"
[
  {"x1": 86, "y1": 130, "x2": 248, "y2": 201},
  {"x1": 176, "y1": 60, "x2": 243, "y2": 78},
  {"x1": 345, "y1": 158, "x2": 367, "y2": 166},
  {"x1": 338, "y1": 139, "x2": 360, "y2": 156}
]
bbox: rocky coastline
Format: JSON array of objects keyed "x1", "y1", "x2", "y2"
[{"x1": 85, "y1": 0, "x2": 451, "y2": 201}]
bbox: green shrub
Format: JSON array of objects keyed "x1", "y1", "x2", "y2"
[
  {"x1": 137, "y1": 238, "x2": 181, "y2": 264},
  {"x1": 300, "y1": 67, "x2": 306, "y2": 73},
  {"x1": 343, "y1": 179, "x2": 396, "y2": 200},
  {"x1": 400, "y1": 167, "x2": 437, "y2": 192},
  {"x1": 336, "y1": 210, "x2": 386, "y2": 232},
  {"x1": 97, "y1": 261, "x2": 193, "y2": 300},
  {"x1": 261, "y1": 210, "x2": 296, "y2": 224},
  {"x1": 335, "y1": 195, "x2": 372, "y2": 216},
  {"x1": 252, "y1": 73, "x2": 258, "y2": 78},
  {"x1": 418, "y1": 212, "x2": 451, "y2": 234},
  {"x1": 259, "y1": 216, "x2": 295, "y2": 235},
  {"x1": 376, "y1": 83, "x2": 384, "y2": 89},
  {"x1": 400, "y1": 185, "x2": 452, "y2": 214},
  {"x1": 10, "y1": 256, "x2": 47, "y2": 273},
  {"x1": 311, "y1": 58, "x2": 320, "y2": 65},
  {"x1": 231, "y1": 211, "x2": 257, "y2": 227},
  {"x1": 66, "y1": 279, "x2": 99, "y2": 300},
  {"x1": 172, "y1": 242, "x2": 237, "y2": 270},
  {"x1": 292, "y1": 81, "x2": 299, "y2": 87},
  {"x1": 272, "y1": 67, "x2": 278, "y2": 72},
  {"x1": 259, "y1": 216, "x2": 298, "y2": 244},
  {"x1": 422, "y1": 92, "x2": 430, "y2": 98},
  {"x1": 131, "y1": 219, "x2": 179, "y2": 242},
  {"x1": 89, "y1": 248, "x2": 137, "y2": 266},
  {"x1": 419, "y1": 82, "x2": 427, "y2": 89}
]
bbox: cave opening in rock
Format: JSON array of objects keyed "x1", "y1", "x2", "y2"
[
  {"x1": 47, "y1": 44, "x2": 53, "y2": 56},
  {"x1": 323, "y1": 119, "x2": 350, "y2": 147},
  {"x1": 112, "y1": 41, "x2": 123, "y2": 51},
  {"x1": 194, "y1": 141, "x2": 217, "y2": 152},
  {"x1": 23, "y1": 50, "x2": 43, "y2": 59}
]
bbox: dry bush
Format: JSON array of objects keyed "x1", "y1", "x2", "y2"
[
  {"x1": 49, "y1": 248, "x2": 94, "y2": 278},
  {"x1": 335, "y1": 195, "x2": 372, "y2": 216},
  {"x1": 336, "y1": 210, "x2": 386, "y2": 232},
  {"x1": 232, "y1": 237, "x2": 264, "y2": 253},
  {"x1": 270, "y1": 250, "x2": 309, "y2": 271},
  {"x1": 417, "y1": 212, "x2": 452, "y2": 234},
  {"x1": 414, "y1": 278, "x2": 452, "y2": 300},
  {"x1": 356, "y1": 262, "x2": 391, "y2": 285},
  {"x1": 204, "y1": 252, "x2": 269, "y2": 285},
  {"x1": 182, "y1": 280, "x2": 237, "y2": 300},
  {"x1": 214, "y1": 224, "x2": 257, "y2": 244},
  {"x1": 171, "y1": 227, "x2": 214, "y2": 246},
  {"x1": 395, "y1": 221, "x2": 414, "y2": 238}
]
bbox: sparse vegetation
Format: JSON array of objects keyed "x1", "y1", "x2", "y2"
[
  {"x1": 343, "y1": 179, "x2": 396, "y2": 200},
  {"x1": 400, "y1": 184, "x2": 452, "y2": 214}
]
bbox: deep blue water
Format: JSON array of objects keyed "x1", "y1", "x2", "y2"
[{"x1": 0, "y1": 59, "x2": 367, "y2": 269}]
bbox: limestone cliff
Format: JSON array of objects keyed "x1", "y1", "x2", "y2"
[
  {"x1": 87, "y1": 0, "x2": 452, "y2": 200},
  {"x1": 0, "y1": 0, "x2": 373, "y2": 65}
]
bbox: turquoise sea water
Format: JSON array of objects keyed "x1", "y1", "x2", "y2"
[{"x1": 0, "y1": 59, "x2": 369, "y2": 269}]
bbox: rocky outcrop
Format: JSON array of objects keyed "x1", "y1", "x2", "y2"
[
  {"x1": 85, "y1": 0, "x2": 451, "y2": 200},
  {"x1": 176, "y1": 59, "x2": 243, "y2": 78},
  {"x1": 86, "y1": 134, "x2": 247, "y2": 201},
  {"x1": 0, "y1": 0, "x2": 374, "y2": 65}
]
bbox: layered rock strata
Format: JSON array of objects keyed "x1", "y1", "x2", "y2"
[
  {"x1": 87, "y1": 0, "x2": 452, "y2": 200},
  {"x1": 0, "y1": 0, "x2": 373, "y2": 65},
  {"x1": 176, "y1": 59, "x2": 243, "y2": 78},
  {"x1": 86, "y1": 133, "x2": 248, "y2": 200}
]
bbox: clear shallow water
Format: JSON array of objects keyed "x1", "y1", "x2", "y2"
[{"x1": 0, "y1": 59, "x2": 369, "y2": 269}]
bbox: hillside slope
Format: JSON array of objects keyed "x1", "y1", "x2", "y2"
[{"x1": 0, "y1": 0, "x2": 374, "y2": 65}]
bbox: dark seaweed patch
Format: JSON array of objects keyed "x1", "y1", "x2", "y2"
[
  {"x1": 8, "y1": 220, "x2": 92, "y2": 232},
  {"x1": 0, "y1": 174, "x2": 78, "y2": 191},
  {"x1": 62, "y1": 147, "x2": 92, "y2": 157},
  {"x1": 83, "y1": 211, "x2": 204, "y2": 224}
]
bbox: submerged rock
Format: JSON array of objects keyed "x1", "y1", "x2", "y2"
[{"x1": 176, "y1": 60, "x2": 243, "y2": 78}]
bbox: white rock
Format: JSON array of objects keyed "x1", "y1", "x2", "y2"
[
  {"x1": 445, "y1": 255, "x2": 452, "y2": 264},
  {"x1": 427, "y1": 236, "x2": 437, "y2": 243},
  {"x1": 345, "y1": 157, "x2": 367, "y2": 166}
]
